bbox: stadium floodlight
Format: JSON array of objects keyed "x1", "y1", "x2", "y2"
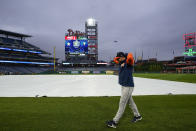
[{"x1": 86, "y1": 18, "x2": 96, "y2": 26}]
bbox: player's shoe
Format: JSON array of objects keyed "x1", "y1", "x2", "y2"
[
  {"x1": 131, "y1": 116, "x2": 142, "y2": 123},
  {"x1": 106, "y1": 120, "x2": 117, "y2": 128}
]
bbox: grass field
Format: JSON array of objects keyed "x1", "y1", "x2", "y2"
[
  {"x1": 133, "y1": 73, "x2": 196, "y2": 83},
  {"x1": 0, "y1": 95, "x2": 196, "y2": 131}
]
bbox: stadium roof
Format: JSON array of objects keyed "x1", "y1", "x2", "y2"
[{"x1": 0, "y1": 29, "x2": 32, "y2": 38}]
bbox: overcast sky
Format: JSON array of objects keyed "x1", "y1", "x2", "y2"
[{"x1": 0, "y1": 0, "x2": 196, "y2": 62}]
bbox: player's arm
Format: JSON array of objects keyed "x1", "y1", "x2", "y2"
[
  {"x1": 126, "y1": 53, "x2": 134, "y2": 66},
  {"x1": 113, "y1": 57, "x2": 120, "y2": 64}
]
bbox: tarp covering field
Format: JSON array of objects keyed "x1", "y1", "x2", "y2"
[{"x1": 0, "y1": 75, "x2": 196, "y2": 97}]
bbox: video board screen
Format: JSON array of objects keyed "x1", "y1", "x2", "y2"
[{"x1": 65, "y1": 38, "x2": 88, "y2": 54}]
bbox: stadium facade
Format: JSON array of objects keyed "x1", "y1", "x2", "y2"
[
  {"x1": 63, "y1": 18, "x2": 102, "y2": 66},
  {"x1": 0, "y1": 29, "x2": 58, "y2": 74}
]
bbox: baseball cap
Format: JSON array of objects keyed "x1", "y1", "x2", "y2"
[{"x1": 116, "y1": 52, "x2": 126, "y2": 57}]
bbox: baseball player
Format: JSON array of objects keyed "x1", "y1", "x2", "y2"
[{"x1": 106, "y1": 52, "x2": 142, "y2": 128}]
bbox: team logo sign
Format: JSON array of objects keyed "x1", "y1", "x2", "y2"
[
  {"x1": 184, "y1": 48, "x2": 196, "y2": 56},
  {"x1": 67, "y1": 42, "x2": 70, "y2": 46},
  {"x1": 73, "y1": 40, "x2": 80, "y2": 48}
]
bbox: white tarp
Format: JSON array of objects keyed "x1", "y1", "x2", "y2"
[{"x1": 0, "y1": 75, "x2": 196, "y2": 97}]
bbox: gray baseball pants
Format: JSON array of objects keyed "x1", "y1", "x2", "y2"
[{"x1": 113, "y1": 86, "x2": 140, "y2": 123}]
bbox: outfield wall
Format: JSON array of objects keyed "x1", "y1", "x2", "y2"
[{"x1": 58, "y1": 70, "x2": 115, "y2": 74}]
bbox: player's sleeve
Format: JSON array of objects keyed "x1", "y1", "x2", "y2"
[
  {"x1": 126, "y1": 53, "x2": 134, "y2": 65},
  {"x1": 113, "y1": 57, "x2": 120, "y2": 64}
]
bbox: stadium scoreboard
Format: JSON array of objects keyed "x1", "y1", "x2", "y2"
[{"x1": 65, "y1": 36, "x2": 88, "y2": 55}]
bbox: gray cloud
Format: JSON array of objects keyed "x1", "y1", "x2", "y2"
[{"x1": 0, "y1": 0, "x2": 196, "y2": 62}]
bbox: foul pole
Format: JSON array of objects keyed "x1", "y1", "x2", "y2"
[{"x1": 54, "y1": 46, "x2": 56, "y2": 72}]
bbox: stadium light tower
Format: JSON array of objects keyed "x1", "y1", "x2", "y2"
[
  {"x1": 86, "y1": 18, "x2": 96, "y2": 26},
  {"x1": 85, "y1": 18, "x2": 98, "y2": 63}
]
